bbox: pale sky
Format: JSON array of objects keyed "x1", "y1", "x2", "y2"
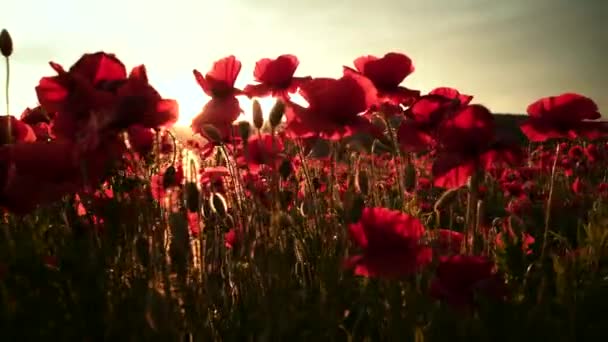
[{"x1": 1, "y1": 0, "x2": 606, "y2": 125}]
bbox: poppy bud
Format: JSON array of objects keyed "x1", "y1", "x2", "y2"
[
  {"x1": 237, "y1": 121, "x2": 251, "y2": 142},
  {"x1": 278, "y1": 159, "x2": 292, "y2": 179},
  {"x1": 185, "y1": 182, "x2": 200, "y2": 213},
  {"x1": 404, "y1": 162, "x2": 417, "y2": 192},
  {"x1": 343, "y1": 191, "x2": 365, "y2": 223},
  {"x1": 252, "y1": 99, "x2": 264, "y2": 130},
  {"x1": 268, "y1": 99, "x2": 285, "y2": 128},
  {"x1": 0, "y1": 29, "x2": 12, "y2": 57},
  {"x1": 162, "y1": 166, "x2": 177, "y2": 188},
  {"x1": 201, "y1": 124, "x2": 222, "y2": 143}
]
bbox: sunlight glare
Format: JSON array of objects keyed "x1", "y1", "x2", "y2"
[{"x1": 164, "y1": 79, "x2": 310, "y2": 128}]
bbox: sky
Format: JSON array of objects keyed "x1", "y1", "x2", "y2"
[{"x1": 1, "y1": 0, "x2": 606, "y2": 125}]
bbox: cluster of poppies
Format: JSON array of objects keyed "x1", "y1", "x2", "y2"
[{"x1": 1, "y1": 48, "x2": 605, "y2": 309}]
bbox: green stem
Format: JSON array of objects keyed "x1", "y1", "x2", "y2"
[
  {"x1": 540, "y1": 143, "x2": 561, "y2": 261},
  {"x1": 465, "y1": 171, "x2": 480, "y2": 254},
  {"x1": 536, "y1": 143, "x2": 561, "y2": 305},
  {"x1": 296, "y1": 139, "x2": 320, "y2": 231},
  {"x1": 5, "y1": 56, "x2": 10, "y2": 142},
  {"x1": 385, "y1": 117, "x2": 405, "y2": 209}
]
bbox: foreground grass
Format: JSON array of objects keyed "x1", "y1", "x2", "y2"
[{"x1": 1, "y1": 133, "x2": 608, "y2": 341}]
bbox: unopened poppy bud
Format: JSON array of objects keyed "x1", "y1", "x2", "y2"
[
  {"x1": 0, "y1": 29, "x2": 12, "y2": 57},
  {"x1": 252, "y1": 99, "x2": 264, "y2": 130},
  {"x1": 201, "y1": 124, "x2": 222, "y2": 143},
  {"x1": 238, "y1": 121, "x2": 251, "y2": 142},
  {"x1": 162, "y1": 166, "x2": 177, "y2": 188},
  {"x1": 185, "y1": 182, "x2": 200, "y2": 213},
  {"x1": 404, "y1": 162, "x2": 417, "y2": 192},
  {"x1": 268, "y1": 99, "x2": 285, "y2": 128},
  {"x1": 278, "y1": 159, "x2": 292, "y2": 179}
]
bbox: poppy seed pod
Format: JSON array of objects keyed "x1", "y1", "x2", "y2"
[
  {"x1": 0, "y1": 29, "x2": 12, "y2": 57},
  {"x1": 252, "y1": 99, "x2": 264, "y2": 130}
]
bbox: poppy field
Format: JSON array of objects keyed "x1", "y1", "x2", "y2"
[{"x1": 1, "y1": 29, "x2": 608, "y2": 340}]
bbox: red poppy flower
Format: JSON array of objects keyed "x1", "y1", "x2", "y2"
[
  {"x1": 432, "y1": 105, "x2": 524, "y2": 189},
  {"x1": 285, "y1": 74, "x2": 378, "y2": 140},
  {"x1": 150, "y1": 174, "x2": 166, "y2": 202},
  {"x1": 431, "y1": 229, "x2": 465, "y2": 256},
  {"x1": 36, "y1": 52, "x2": 176, "y2": 143},
  {"x1": 200, "y1": 166, "x2": 230, "y2": 183},
  {"x1": 0, "y1": 139, "x2": 124, "y2": 214},
  {"x1": 150, "y1": 164, "x2": 185, "y2": 201},
  {"x1": 520, "y1": 93, "x2": 605, "y2": 142},
  {"x1": 127, "y1": 125, "x2": 155, "y2": 156},
  {"x1": 193, "y1": 56, "x2": 243, "y2": 98},
  {"x1": 495, "y1": 228, "x2": 535, "y2": 255},
  {"x1": 428, "y1": 87, "x2": 473, "y2": 107},
  {"x1": 429, "y1": 255, "x2": 507, "y2": 309},
  {"x1": 237, "y1": 133, "x2": 285, "y2": 173},
  {"x1": 29, "y1": 123, "x2": 53, "y2": 141},
  {"x1": 345, "y1": 207, "x2": 432, "y2": 279},
  {"x1": 36, "y1": 52, "x2": 126, "y2": 140},
  {"x1": 0, "y1": 116, "x2": 36, "y2": 145},
  {"x1": 191, "y1": 98, "x2": 243, "y2": 141},
  {"x1": 199, "y1": 166, "x2": 230, "y2": 194},
  {"x1": 20, "y1": 106, "x2": 55, "y2": 125},
  {"x1": 344, "y1": 52, "x2": 419, "y2": 106},
  {"x1": 113, "y1": 65, "x2": 179, "y2": 129},
  {"x1": 243, "y1": 54, "x2": 311, "y2": 99},
  {"x1": 225, "y1": 228, "x2": 242, "y2": 250},
  {"x1": 397, "y1": 90, "x2": 467, "y2": 152},
  {"x1": 187, "y1": 212, "x2": 201, "y2": 236},
  {"x1": 192, "y1": 56, "x2": 244, "y2": 139}
]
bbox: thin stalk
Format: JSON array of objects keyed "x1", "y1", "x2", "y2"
[
  {"x1": 368, "y1": 144, "x2": 380, "y2": 206},
  {"x1": 0, "y1": 56, "x2": 13, "y2": 253},
  {"x1": 536, "y1": 143, "x2": 561, "y2": 305},
  {"x1": 465, "y1": 171, "x2": 480, "y2": 254},
  {"x1": 218, "y1": 144, "x2": 245, "y2": 213},
  {"x1": 296, "y1": 139, "x2": 320, "y2": 231},
  {"x1": 385, "y1": 117, "x2": 405, "y2": 209},
  {"x1": 4, "y1": 56, "x2": 10, "y2": 142},
  {"x1": 270, "y1": 128, "x2": 281, "y2": 212},
  {"x1": 540, "y1": 143, "x2": 561, "y2": 261}
]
